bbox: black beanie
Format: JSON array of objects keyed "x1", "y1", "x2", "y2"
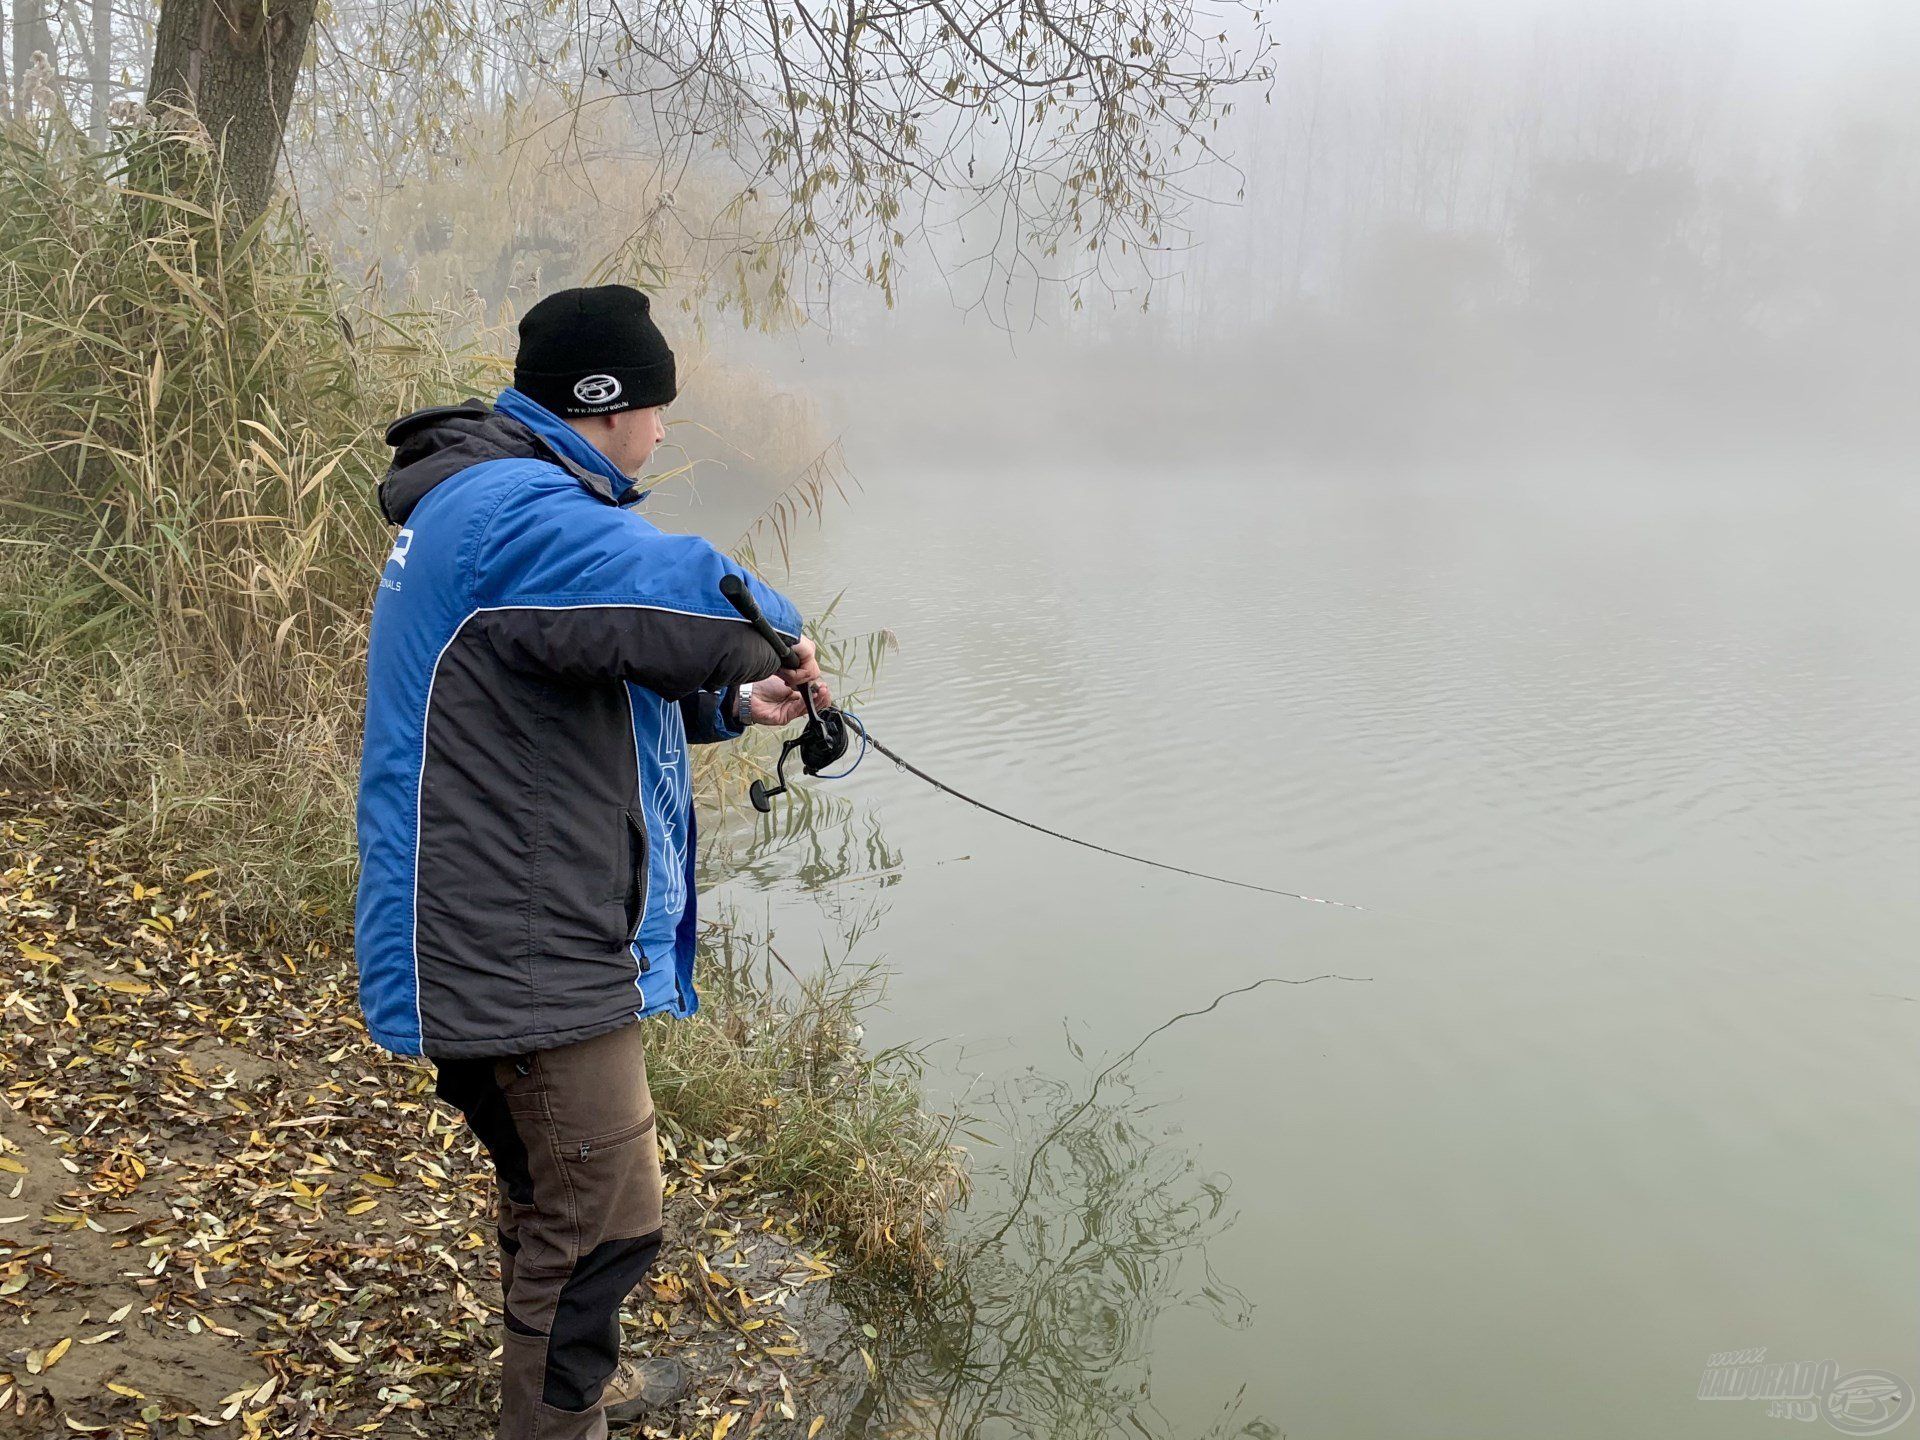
[{"x1": 513, "y1": 284, "x2": 676, "y2": 418}]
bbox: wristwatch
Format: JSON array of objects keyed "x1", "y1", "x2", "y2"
[{"x1": 734, "y1": 682, "x2": 755, "y2": 729}]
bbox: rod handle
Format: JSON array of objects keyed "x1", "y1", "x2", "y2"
[{"x1": 719, "y1": 573, "x2": 803, "y2": 669}]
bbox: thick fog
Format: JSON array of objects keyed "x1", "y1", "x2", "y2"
[
  {"x1": 237, "y1": 0, "x2": 1919, "y2": 486},
  {"x1": 752, "y1": 0, "x2": 1917, "y2": 477}
]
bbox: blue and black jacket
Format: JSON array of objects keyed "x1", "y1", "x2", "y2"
[{"x1": 353, "y1": 388, "x2": 801, "y2": 1058}]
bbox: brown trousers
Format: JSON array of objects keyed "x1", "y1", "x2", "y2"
[{"x1": 434, "y1": 1021, "x2": 665, "y2": 1440}]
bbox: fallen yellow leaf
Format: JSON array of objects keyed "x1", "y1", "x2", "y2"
[{"x1": 43, "y1": 1335, "x2": 71, "y2": 1369}]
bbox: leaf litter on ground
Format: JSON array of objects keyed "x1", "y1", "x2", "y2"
[{"x1": 0, "y1": 793, "x2": 864, "y2": 1439}]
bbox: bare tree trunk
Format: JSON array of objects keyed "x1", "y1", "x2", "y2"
[
  {"x1": 88, "y1": 0, "x2": 108, "y2": 141},
  {"x1": 145, "y1": 0, "x2": 317, "y2": 218},
  {"x1": 11, "y1": 0, "x2": 52, "y2": 114}
]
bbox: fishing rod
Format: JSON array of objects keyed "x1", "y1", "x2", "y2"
[{"x1": 719, "y1": 577, "x2": 1364, "y2": 910}]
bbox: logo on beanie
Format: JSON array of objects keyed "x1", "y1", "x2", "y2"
[{"x1": 573, "y1": 374, "x2": 623, "y2": 405}]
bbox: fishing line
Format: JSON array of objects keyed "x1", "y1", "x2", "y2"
[
  {"x1": 718, "y1": 575, "x2": 1367, "y2": 913},
  {"x1": 718, "y1": 590, "x2": 1752, "y2": 996},
  {"x1": 809, "y1": 708, "x2": 871, "y2": 781},
  {"x1": 831, "y1": 711, "x2": 1709, "y2": 978},
  {"x1": 837, "y1": 709, "x2": 1368, "y2": 912}
]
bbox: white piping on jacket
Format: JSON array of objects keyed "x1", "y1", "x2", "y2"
[{"x1": 407, "y1": 598, "x2": 787, "y2": 1049}]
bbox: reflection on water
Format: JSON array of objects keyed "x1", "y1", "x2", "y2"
[
  {"x1": 706, "y1": 775, "x2": 904, "y2": 950},
  {"x1": 839, "y1": 1038, "x2": 1266, "y2": 1439},
  {"x1": 857, "y1": 977, "x2": 1372, "y2": 1439}
]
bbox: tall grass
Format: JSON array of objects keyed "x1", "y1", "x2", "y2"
[
  {"x1": 647, "y1": 914, "x2": 964, "y2": 1280},
  {"x1": 0, "y1": 126, "x2": 961, "y2": 1280},
  {"x1": 0, "y1": 125, "x2": 848, "y2": 930},
  {"x1": 0, "y1": 126, "x2": 481, "y2": 924}
]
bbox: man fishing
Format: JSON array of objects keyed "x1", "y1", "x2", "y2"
[{"x1": 352, "y1": 284, "x2": 827, "y2": 1439}]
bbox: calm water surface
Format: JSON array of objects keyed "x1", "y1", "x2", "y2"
[{"x1": 687, "y1": 445, "x2": 1919, "y2": 1438}]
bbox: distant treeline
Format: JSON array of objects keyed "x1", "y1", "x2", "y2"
[{"x1": 829, "y1": 1, "x2": 1918, "y2": 458}]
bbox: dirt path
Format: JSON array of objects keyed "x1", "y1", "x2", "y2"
[{"x1": 0, "y1": 795, "x2": 857, "y2": 1438}]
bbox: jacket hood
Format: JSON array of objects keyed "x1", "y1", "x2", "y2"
[{"x1": 377, "y1": 392, "x2": 639, "y2": 524}]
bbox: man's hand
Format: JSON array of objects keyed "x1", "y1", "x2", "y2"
[{"x1": 749, "y1": 638, "x2": 831, "y2": 727}]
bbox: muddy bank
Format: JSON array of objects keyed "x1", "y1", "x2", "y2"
[{"x1": 0, "y1": 794, "x2": 867, "y2": 1439}]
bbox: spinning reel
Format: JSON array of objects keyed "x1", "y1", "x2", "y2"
[{"x1": 717, "y1": 575, "x2": 856, "y2": 813}]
